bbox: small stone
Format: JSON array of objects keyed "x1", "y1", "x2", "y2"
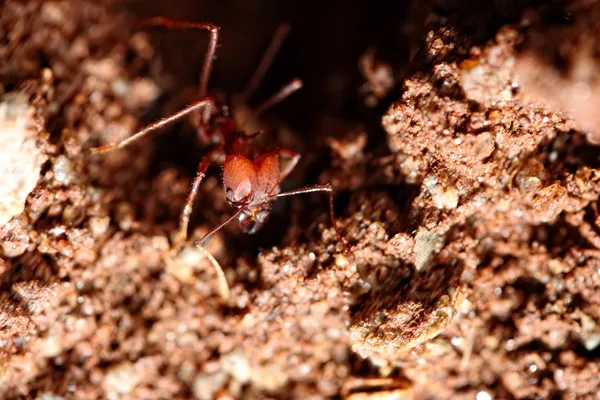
[
  {"x1": 423, "y1": 176, "x2": 458, "y2": 210},
  {"x1": 548, "y1": 259, "x2": 564, "y2": 275},
  {"x1": 222, "y1": 348, "x2": 251, "y2": 384},
  {"x1": 126, "y1": 78, "x2": 160, "y2": 109},
  {"x1": 476, "y1": 391, "x2": 493, "y2": 400},
  {"x1": 88, "y1": 216, "x2": 110, "y2": 236},
  {"x1": 433, "y1": 185, "x2": 458, "y2": 210},
  {"x1": 0, "y1": 215, "x2": 30, "y2": 258},
  {"x1": 0, "y1": 93, "x2": 45, "y2": 226},
  {"x1": 250, "y1": 362, "x2": 289, "y2": 392},
  {"x1": 533, "y1": 183, "x2": 569, "y2": 223},
  {"x1": 39, "y1": 331, "x2": 63, "y2": 358},
  {"x1": 335, "y1": 253, "x2": 350, "y2": 268},
  {"x1": 192, "y1": 371, "x2": 228, "y2": 400},
  {"x1": 579, "y1": 312, "x2": 600, "y2": 351},
  {"x1": 52, "y1": 155, "x2": 75, "y2": 185},
  {"x1": 83, "y1": 58, "x2": 120, "y2": 81},
  {"x1": 423, "y1": 175, "x2": 438, "y2": 195},
  {"x1": 104, "y1": 361, "x2": 140, "y2": 394},
  {"x1": 40, "y1": 394, "x2": 65, "y2": 400},
  {"x1": 414, "y1": 227, "x2": 441, "y2": 272},
  {"x1": 115, "y1": 202, "x2": 135, "y2": 231},
  {"x1": 474, "y1": 131, "x2": 495, "y2": 160}
]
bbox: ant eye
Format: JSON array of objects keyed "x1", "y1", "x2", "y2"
[{"x1": 226, "y1": 188, "x2": 233, "y2": 197}]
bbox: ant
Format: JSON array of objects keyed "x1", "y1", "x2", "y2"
[{"x1": 91, "y1": 17, "x2": 352, "y2": 298}]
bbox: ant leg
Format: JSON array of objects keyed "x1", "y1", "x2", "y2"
[
  {"x1": 141, "y1": 17, "x2": 219, "y2": 98},
  {"x1": 174, "y1": 147, "x2": 224, "y2": 246},
  {"x1": 251, "y1": 78, "x2": 303, "y2": 118},
  {"x1": 270, "y1": 184, "x2": 352, "y2": 256},
  {"x1": 277, "y1": 148, "x2": 301, "y2": 182},
  {"x1": 238, "y1": 79, "x2": 302, "y2": 130},
  {"x1": 239, "y1": 23, "x2": 291, "y2": 101},
  {"x1": 91, "y1": 98, "x2": 214, "y2": 154}
]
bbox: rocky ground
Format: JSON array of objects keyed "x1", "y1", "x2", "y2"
[{"x1": 1, "y1": 0, "x2": 599, "y2": 399}]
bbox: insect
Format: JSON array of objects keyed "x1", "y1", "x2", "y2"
[{"x1": 91, "y1": 17, "x2": 352, "y2": 297}]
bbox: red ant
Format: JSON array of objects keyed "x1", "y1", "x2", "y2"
[{"x1": 91, "y1": 17, "x2": 352, "y2": 296}]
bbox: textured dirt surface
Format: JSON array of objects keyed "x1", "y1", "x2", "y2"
[{"x1": 2, "y1": 0, "x2": 600, "y2": 399}]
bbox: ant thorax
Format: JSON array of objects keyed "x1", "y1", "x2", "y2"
[
  {"x1": 189, "y1": 96, "x2": 261, "y2": 155},
  {"x1": 189, "y1": 98, "x2": 233, "y2": 146}
]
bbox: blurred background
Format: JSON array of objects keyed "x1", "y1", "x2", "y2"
[{"x1": 120, "y1": 0, "x2": 411, "y2": 133}]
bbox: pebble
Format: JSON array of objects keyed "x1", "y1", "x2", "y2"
[
  {"x1": 0, "y1": 93, "x2": 45, "y2": 226},
  {"x1": 104, "y1": 361, "x2": 140, "y2": 394}
]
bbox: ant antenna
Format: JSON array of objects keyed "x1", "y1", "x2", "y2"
[
  {"x1": 251, "y1": 78, "x2": 303, "y2": 119},
  {"x1": 140, "y1": 17, "x2": 219, "y2": 98},
  {"x1": 195, "y1": 244, "x2": 230, "y2": 300},
  {"x1": 195, "y1": 207, "x2": 244, "y2": 247},
  {"x1": 240, "y1": 23, "x2": 291, "y2": 101}
]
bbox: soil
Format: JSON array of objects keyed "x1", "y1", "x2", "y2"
[{"x1": 1, "y1": 0, "x2": 600, "y2": 399}]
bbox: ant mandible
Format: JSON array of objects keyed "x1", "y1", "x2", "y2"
[{"x1": 91, "y1": 17, "x2": 352, "y2": 293}]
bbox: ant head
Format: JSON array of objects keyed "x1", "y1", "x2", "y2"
[
  {"x1": 222, "y1": 154, "x2": 257, "y2": 207},
  {"x1": 222, "y1": 154, "x2": 274, "y2": 234}
]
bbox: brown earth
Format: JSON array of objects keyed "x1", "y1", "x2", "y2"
[{"x1": 1, "y1": 0, "x2": 600, "y2": 399}]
